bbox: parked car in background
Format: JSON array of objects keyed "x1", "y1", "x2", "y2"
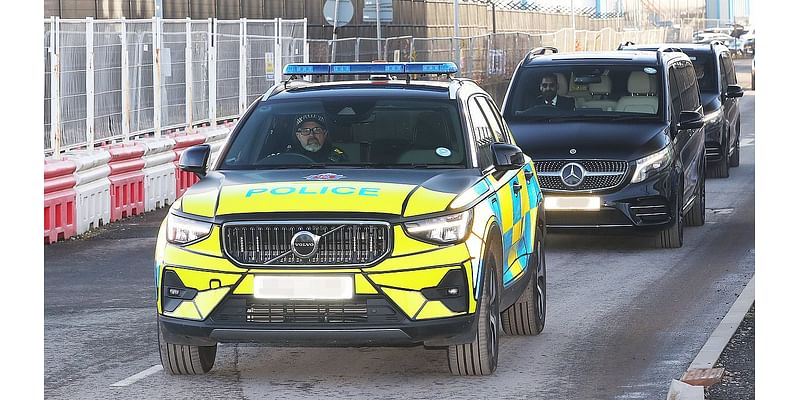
[
  {"x1": 621, "y1": 43, "x2": 745, "y2": 178},
  {"x1": 502, "y1": 48, "x2": 707, "y2": 248}
]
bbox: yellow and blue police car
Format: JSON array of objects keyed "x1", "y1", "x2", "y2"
[{"x1": 155, "y1": 62, "x2": 547, "y2": 376}]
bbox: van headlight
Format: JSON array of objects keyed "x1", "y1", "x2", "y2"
[
  {"x1": 166, "y1": 214, "x2": 213, "y2": 245},
  {"x1": 404, "y1": 210, "x2": 473, "y2": 244},
  {"x1": 631, "y1": 146, "x2": 672, "y2": 183}
]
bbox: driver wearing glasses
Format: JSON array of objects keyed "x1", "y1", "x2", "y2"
[{"x1": 286, "y1": 113, "x2": 348, "y2": 163}]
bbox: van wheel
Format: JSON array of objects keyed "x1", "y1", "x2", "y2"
[
  {"x1": 686, "y1": 172, "x2": 706, "y2": 227},
  {"x1": 448, "y1": 246, "x2": 500, "y2": 376},
  {"x1": 708, "y1": 135, "x2": 730, "y2": 178},
  {"x1": 730, "y1": 122, "x2": 741, "y2": 167},
  {"x1": 501, "y1": 228, "x2": 546, "y2": 335},
  {"x1": 656, "y1": 188, "x2": 684, "y2": 248},
  {"x1": 158, "y1": 323, "x2": 217, "y2": 375}
]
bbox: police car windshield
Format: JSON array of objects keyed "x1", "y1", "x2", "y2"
[
  {"x1": 505, "y1": 65, "x2": 663, "y2": 121},
  {"x1": 220, "y1": 98, "x2": 466, "y2": 169}
]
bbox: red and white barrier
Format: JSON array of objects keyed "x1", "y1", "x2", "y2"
[
  {"x1": 105, "y1": 143, "x2": 146, "y2": 222},
  {"x1": 170, "y1": 132, "x2": 206, "y2": 199},
  {"x1": 197, "y1": 125, "x2": 232, "y2": 166},
  {"x1": 44, "y1": 159, "x2": 77, "y2": 244},
  {"x1": 140, "y1": 137, "x2": 178, "y2": 212},
  {"x1": 63, "y1": 149, "x2": 112, "y2": 235},
  {"x1": 43, "y1": 123, "x2": 237, "y2": 244}
]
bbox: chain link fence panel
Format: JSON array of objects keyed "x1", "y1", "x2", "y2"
[
  {"x1": 126, "y1": 20, "x2": 155, "y2": 135},
  {"x1": 59, "y1": 20, "x2": 88, "y2": 149},
  {"x1": 245, "y1": 20, "x2": 277, "y2": 108},
  {"x1": 45, "y1": 20, "x2": 52, "y2": 151},
  {"x1": 215, "y1": 21, "x2": 241, "y2": 120},
  {"x1": 93, "y1": 20, "x2": 123, "y2": 142},
  {"x1": 161, "y1": 20, "x2": 188, "y2": 129},
  {"x1": 191, "y1": 21, "x2": 211, "y2": 124}
]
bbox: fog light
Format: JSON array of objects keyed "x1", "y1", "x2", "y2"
[
  {"x1": 167, "y1": 288, "x2": 182, "y2": 297},
  {"x1": 447, "y1": 288, "x2": 459, "y2": 296}
]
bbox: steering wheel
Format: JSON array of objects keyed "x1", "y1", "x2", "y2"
[{"x1": 258, "y1": 152, "x2": 316, "y2": 165}]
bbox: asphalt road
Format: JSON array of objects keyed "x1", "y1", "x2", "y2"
[{"x1": 44, "y1": 60, "x2": 755, "y2": 399}]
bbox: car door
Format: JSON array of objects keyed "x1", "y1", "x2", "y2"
[
  {"x1": 719, "y1": 51, "x2": 740, "y2": 153},
  {"x1": 468, "y1": 96, "x2": 526, "y2": 287},
  {"x1": 674, "y1": 61, "x2": 705, "y2": 205}
]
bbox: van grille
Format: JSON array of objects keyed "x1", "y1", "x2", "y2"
[{"x1": 535, "y1": 160, "x2": 629, "y2": 191}]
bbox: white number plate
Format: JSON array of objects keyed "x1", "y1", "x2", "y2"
[
  {"x1": 253, "y1": 275, "x2": 354, "y2": 300},
  {"x1": 544, "y1": 196, "x2": 602, "y2": 211}
]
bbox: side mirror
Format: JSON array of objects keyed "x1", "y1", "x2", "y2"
[
  {"x1": 726, "y1": 84, "x2": 744, "y2": 98},
  {"x1": 678, "y1": 111, "x2": 704, "y2": 130},
  {"x1": 491, "y1": 143, "x2": 526, "y2": 172},
  {"x1": 179, "y1": 144, "x2": 211, "y2": 177}
]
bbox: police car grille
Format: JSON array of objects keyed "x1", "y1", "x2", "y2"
[
  {"x1": 223, "y1": 223, "x2": 390, "y2": 266},
  {"x1": 534, "y1": 160, "x2": 628, "y2": 191},
  {"x1": 246, "y1": 301, "x2": 369, "y2": 323}
]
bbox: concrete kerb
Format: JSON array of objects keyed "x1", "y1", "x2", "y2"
[{"x1": 665, "y1": 275, "x2": 756, "y2": 400}]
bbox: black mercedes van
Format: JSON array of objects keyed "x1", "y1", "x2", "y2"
[{"x1": 502, "y1": 48, "x2": 706, "y2": 248}]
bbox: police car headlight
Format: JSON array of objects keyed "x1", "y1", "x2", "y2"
[
  {"x1": 404, "y1": 210, "x2": 473, "y2": 244},
  {"x1": 167, "y1": 214, "x2": 213, "y2": 245},
  {"x1": 631, "y1": 146, "x2": 672, "y2": 184}
]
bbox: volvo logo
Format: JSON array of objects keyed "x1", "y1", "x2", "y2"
[
  {"x1": 290, "y1": 231, "x2": 320, "y2": 258},
  {"x1": 559, "y1": 162, "x2": 586, "y2": 187}
]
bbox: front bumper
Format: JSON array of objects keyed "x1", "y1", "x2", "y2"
[
  {"x1": 159, "y1": 303, "x2": 477, "y2": 347},
  {"x1": 542, "y1": 167, "x2": 677, "y2": 231}
]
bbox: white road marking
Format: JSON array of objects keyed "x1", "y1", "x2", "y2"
[{"x1": 110, "y1": 365, "x2": 163, "y2": 387}]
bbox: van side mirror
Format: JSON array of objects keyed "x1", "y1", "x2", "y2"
[
  {"x1": 179, "y1": 144, "x2": 211, "y2": 177},
  {"x1": 726, "y1": 84, "x2": 744, "y2": 98},
  {"x1": 491, "y1": 143, "x2": 526, "y2": 172},
  {"x1": 678, "y1": 111, "x2": 704, "y2": 130}
]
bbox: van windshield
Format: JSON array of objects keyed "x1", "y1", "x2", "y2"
[{"x1": 504, "y1": 65, "x2": 663, "y2": 121}]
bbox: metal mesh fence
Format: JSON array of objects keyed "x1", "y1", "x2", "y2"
[
  {"x1": 245, "y1": 20, "x2": 277, "y2": 108},
  {"x1": 126, "y1": 20, "x2": 155, "y2": 135},
  {"x1": 161, "y1": 20, "x2": 187, "y2": 129},
  {"x1": 45, "y1": 21, "x2": 52, "y2": 151},
  {"x1": 216, "y1": 21, "x2": 240, "y2": 119},
  {"x1": 93, "y1": 21, "x2": 123, "y2": 141},
  {"x1": 191, "y1": 21, "x2": 211, "y2": 124},
  {"x1": 280, "y1": 20, "x2": 307, "y2": 67},
  {"x1": 59, "y1": 21, "x2": 88, "y2": 148}
]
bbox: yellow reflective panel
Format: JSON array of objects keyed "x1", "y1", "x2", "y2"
[
  {"x1": 215, "y1": 182, "x2": 417, "y2": 215},
  {"x1": 416, "y1": 300, "x2": 464, "y2": 320},
  {"x1": 234, "y1": 275, "x2": 254, "y2": 295},
  {"x1": 355, "y1": 274, "x2": 378, "y2": 294},
  {"x1": 164, "y1": 301, "x2": 202, "y2": 320},
  {"x1": 496, "y1": 186, "x2": 514, "y2": 234},
  {"x1": 185, "y1": 226, "x2": 223, "y2": 257},
  {"x1": 368, "y1": 266, "x2": 459, "y2": 291},
  {"x1": 381, "y1": 287, "x2": 426, "y2": 319},
  {"x1": 367, "y1": 244, "x2": 470, "y2": 272},
  {"x1": 170, "y1": 267, "x2": 241, "y2": 291},
  {"x1": 464, "y1": 259, "x2": 477, "y2": 313},
  {"x1": 180, "y1": 186, "x2": 219, "y2": 218},
  {"x1": 163, "y1": 245, "x2": 243, "y2": 273},
  {"x1": 403, "y1": 187, "x2": 458, "y2": 217},
  {"x1": 391, "y1": 225, "x2": 438, "y2": 257},
  {"x1": 194, "y1": 287, "x2": 231, "y2": 319}
]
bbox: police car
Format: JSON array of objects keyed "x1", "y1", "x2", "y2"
[{"x1": 155, "y1": 62, "x2": 546, "y2": 376}]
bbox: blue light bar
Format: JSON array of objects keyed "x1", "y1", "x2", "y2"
[
  {"x1": 283, "y1": 63, "x2": 330, "y2": 75},
  {"x1": 282, "y1": 62, "x2": 459, "y2": 76},
  {"x1": 404, "y1": 62, "x2": 459, "y2": 74}
]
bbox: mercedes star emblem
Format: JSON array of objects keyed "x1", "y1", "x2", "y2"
[{"x1": 559, "y1": 162, "x2": 585, "y2": 187}]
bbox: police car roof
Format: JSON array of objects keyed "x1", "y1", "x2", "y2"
[
  {"x1": 524, "y1": 50, "x2": 665, "y2": 66},
  {"x1": 266, "y1": 80, "x2": 453, "y2": 101}
]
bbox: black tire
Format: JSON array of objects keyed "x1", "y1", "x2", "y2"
[
  {"x1": 448, "y1": 245, "x2": 501, "y2": 376},
  {"x1": 685, "y1": 168, "x2": 706, "y2": 227},
  {"x1": 730, "y1": 122, "x2": 740, "y2": 167},
  {"x1": 656, "y1": 186, "x2": 684, "y2": 248},
  {"x1": 501, "y1": 228, "x2": 546, "y2": 336},
  {"x1": 158, "y1": 323, "x2": 217, "y2": 375},
  {"x1": 707, "y1": 133, "x2": 730, "y2": 178}
]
